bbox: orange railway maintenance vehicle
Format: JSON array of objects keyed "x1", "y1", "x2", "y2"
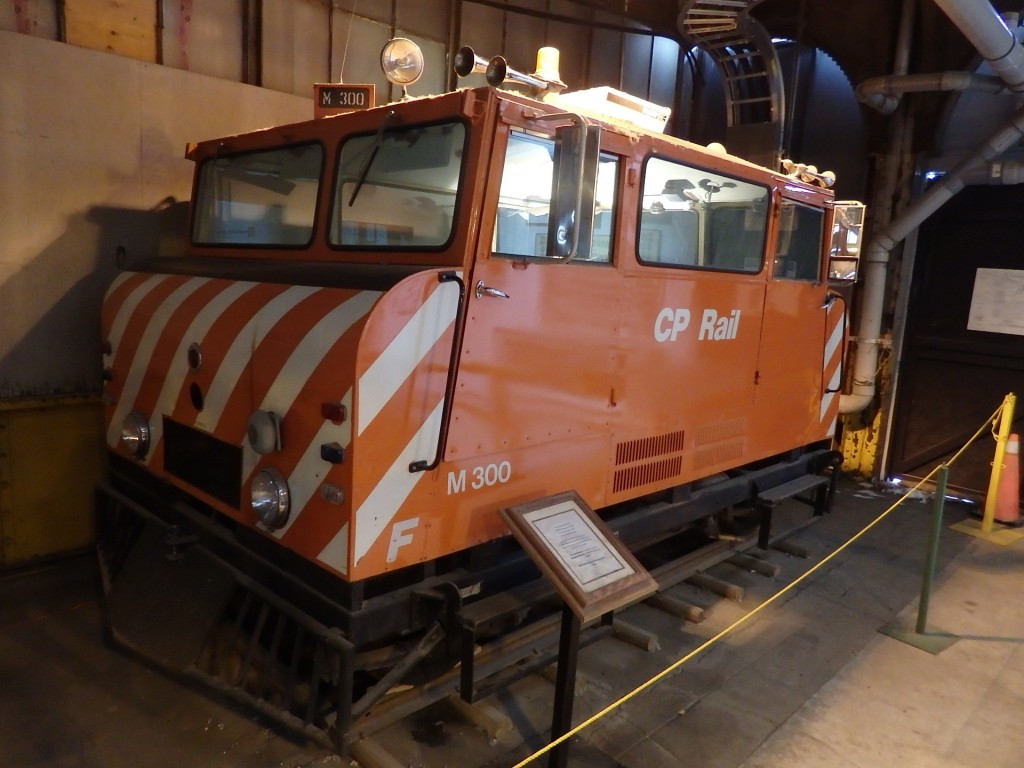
[{"x1": 97, "y1": 43, "x2": 861, "y2": 751}]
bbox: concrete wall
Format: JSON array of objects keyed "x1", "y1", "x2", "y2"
[{"x1": 0, "y1": 30, "x2": 311, "y2": 399}]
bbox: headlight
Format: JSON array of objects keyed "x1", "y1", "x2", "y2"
[
  {"x1": 120, "y1": 412, "x2": 150, "y2": 459},
  {"x1": 251, "y1": 467, "x2": 290, "y2": 529},
  {"x1": 247, "y1": 410, "x2": 281, "y2": 455},
  {"x1": 381, "y1": 37, "x2": 424, "y2": 88}
]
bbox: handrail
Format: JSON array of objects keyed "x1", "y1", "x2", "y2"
[{"x1": 409, "y1": 271, "x2": 467, "y2": 472}]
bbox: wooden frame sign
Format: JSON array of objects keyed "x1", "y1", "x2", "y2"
[{"x1": 501, "y1": 491, "x2": 657, "y2": 623}]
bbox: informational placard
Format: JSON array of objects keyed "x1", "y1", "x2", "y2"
[
  {"x1": 501, "y1": 491, "x2": 657, "y2": 622},
  {"x1": 968, "y1": 267, "x2": 1024, "y2": 336}
]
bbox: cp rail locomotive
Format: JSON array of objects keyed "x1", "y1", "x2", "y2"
[{"x1": 97, "y1": 44, "x2": 856, "y2": 749}]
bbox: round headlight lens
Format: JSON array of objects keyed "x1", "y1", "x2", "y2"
[
  {"x1": 251, "y1": 467, "x2": 290, "y2": 529},
  {"x1": 120, "y1": 411, "x2": 150, "y2": 459},
  {"x1": 381, "y1": 37, "x2": 424, "y2": 86}
]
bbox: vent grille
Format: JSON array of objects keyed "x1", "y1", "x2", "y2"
[
  {"x1": 692, "y1": 418, "x2": 747, "y2": 471},
  {"x1": 615, "y1": 430, "x2": 685, "y2": 465},
  {"x1": 693, "y1": 437, "x2": 745, "y2": 470},
  {"x1": 612, "y1": 430, "x2": 686, "y2": 494},
  {"x1": 613, "y1": 456, "x2": 684, "y2": 494},
  {"x1": 694, "y1": 418, "x2": 746, "y2": 447}
]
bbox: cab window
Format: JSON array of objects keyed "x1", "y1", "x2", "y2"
[
  {"x1": 639, "y1": 156, "x2": 768, "y2": 273},
  {"x1": 494, "y1": 130, "x2": 618, "y2": 263},
  {"x1": 774, "y1": 201, "x2": 824, "y2": 281}
]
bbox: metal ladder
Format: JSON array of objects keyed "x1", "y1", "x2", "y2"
[{"x1": 678, "y1": 0, "x2": 784, "y2": 166}]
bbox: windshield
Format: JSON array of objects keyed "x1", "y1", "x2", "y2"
[
  {"x1": 330, "y1": 121, "x2": 466, "y2": 248},
  {"x1": 192, "y1": 143, "x2": 323, "y2": 247}
]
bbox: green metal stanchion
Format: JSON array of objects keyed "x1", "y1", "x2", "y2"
[{"x1": 881, "y1": 464, "x2": 959, "y2": 654}]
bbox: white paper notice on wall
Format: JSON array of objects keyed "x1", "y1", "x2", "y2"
[{"x1": 967, "y1": 267, "x2": 1024, "y2": 336}]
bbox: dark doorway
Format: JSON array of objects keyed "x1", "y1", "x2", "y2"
[{"x1": 888, "y1": 183, "x2": 1024, "y2": 495}]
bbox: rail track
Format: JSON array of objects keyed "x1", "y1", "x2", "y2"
[{"x1": 342, "y1": 494, "x2": 833, "y2": 768}]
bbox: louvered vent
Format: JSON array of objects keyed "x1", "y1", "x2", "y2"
[
  {"x1": 693, "y1": 418, "x2": 747, "y2": 470},
  {"x1": 694, "y1": 418, "x2": 745, "y2": 446},
  {"x1": 612, "y1": 430, "x2": 685, "y2": 494},
  {"x1": 615, "y1": 430, "x2": 685, "y2": 465}
]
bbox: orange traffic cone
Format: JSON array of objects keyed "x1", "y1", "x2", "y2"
[{"x1": 995, "y1": 433, "x2": 1022, "y2": 525}]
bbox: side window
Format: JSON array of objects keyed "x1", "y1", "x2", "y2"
[
  {"x1": 494, "y1": 131, "x2": 618, "y2": 263},
  {"x1": 774, "y1": 202, "x2": 824, "y2": 281},
  {"x1": 639, "y1": 156, "x2": 768, "y2": 273}
]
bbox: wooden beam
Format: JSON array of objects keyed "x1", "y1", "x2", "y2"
[{"x1": 64, "y1": 0, "x2": 157, "y2": 62}]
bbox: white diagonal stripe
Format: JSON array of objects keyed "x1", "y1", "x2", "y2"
[
  {"x1": 824, "y1": 312, "x2": 845, "y2": 364},
  {"x1": 318, "y1": 522, "x2": 349, "y2": 574},
  {"x1": 106, "y1": 273, "x2": 167, "y2": 357},
  {"x1": 195, "y1": 284, "x2": 321, "y2": 432},
  {"x1": 107, "y1": 277, "x2": 210, "y2": 447},
  {"x1": 144, "y1": 280, "x2": 258, "y2": 464},
  {"x1": 820, "y1": 311, "x2": 845, "y2": 423},
  {"x1": 353, "y1": 397, "x2": 444, "y2": 565},
  {"x1": 241, "y1": 291, "x2": 381, "y2": 482},
  {"x1": 271, "y1": 388, "x2": 353, "y2": 539},
  {"x1": 357, "y1": 275, "x2": 460, "y2": 436}
]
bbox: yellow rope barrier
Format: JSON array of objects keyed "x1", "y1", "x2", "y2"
[{"x1": 510, "y1": 399, "x2": 1008, "y2": 768}]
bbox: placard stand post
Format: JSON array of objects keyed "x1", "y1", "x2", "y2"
[
  {"x1": 550, "y1": 605, "x2": 581, "y2": 768},
  {"x1": 501, "y1": 491, "x2": 657, "y2": 768}
]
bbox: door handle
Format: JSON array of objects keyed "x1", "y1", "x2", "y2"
[{"x1": 475, "y1": 280, "x2": 510, "y2": 299}]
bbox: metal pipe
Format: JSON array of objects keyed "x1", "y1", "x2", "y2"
[
  {"x1": 859, "y1": 0, "x2": 917, "y2": 113},
  {"x1": 933, "y1": 0, "x2": 1024, "y2": 91},
  {"x1": 958, "y1": 158, "x2": 1024, "y2": 184},
  {"x1": 858, "y1": 2, "x2": 1023, "y2": 112},
  {"x1": 858, "y1": 71, "x2": 1007, "y2": 113},
  {"x1": 840, "y1": 0, "x2": 1024, "y2": 415},
  {"x1": 894, "y1": 0, "x2": 917, "y2": 77},
  {"x1": 840, "y1": 100, "x2": 1024, "y2": 414}
]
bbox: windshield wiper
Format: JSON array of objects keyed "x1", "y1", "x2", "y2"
[{"x1": 348, "y1": 110, "x2": 399, "y2": 207}]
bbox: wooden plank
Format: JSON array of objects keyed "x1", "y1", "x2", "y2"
[
  {"x1": 727, "y1": 553, "x2": 781, "y2": 578},
  {"x1": 64, "y1": 0, "x2": 157, "y2": 62},
  {"x1": 646, "y1": 593, "x2": 706, "y2": 623},
  {"x1": 349, "y1": 738, "x2": 404, "y2": 768},
  {"x1": 447, "y1": 694, "x2": 513, "y2": 740},
  {"x1": 771, "y1": 539, "x2": 811, "y2": 558},
  {"x1": 686, "y1": 572, "x2": 744, "y2": 602},
  {"x1": 612, "y1": 619, "x2": 661, "y2": 652}
]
